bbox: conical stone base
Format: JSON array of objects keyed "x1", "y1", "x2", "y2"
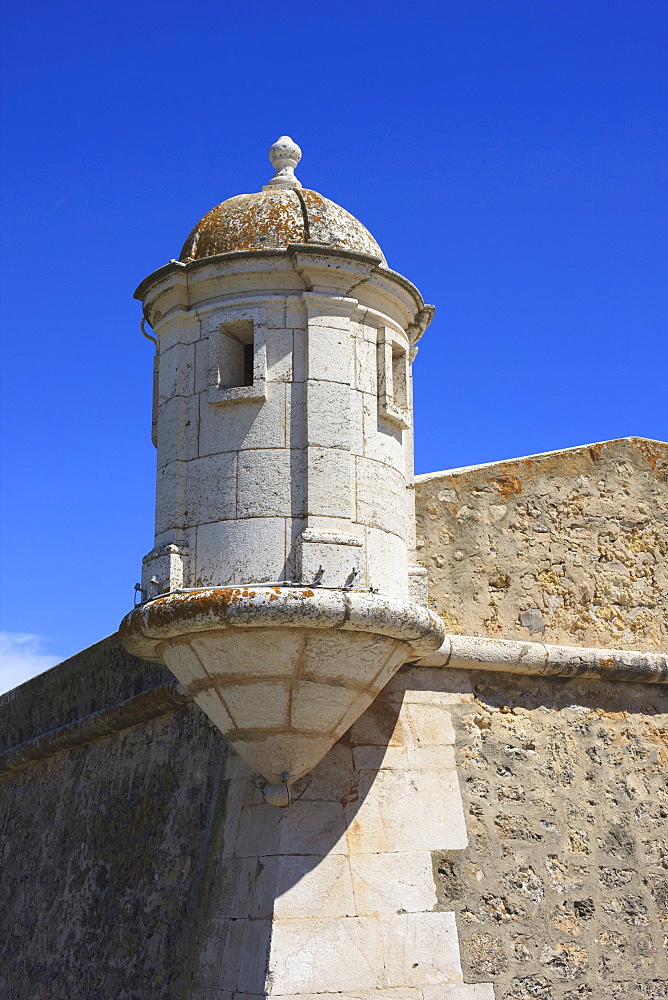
[{"x1": 120, "y1": 587, "x2": 445, "y2": 785}]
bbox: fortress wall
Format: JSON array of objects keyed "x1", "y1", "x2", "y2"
[
  {"x1": 3, "y1": 583, "x2": 667, "y2": 994},
  {"x1": 440, "y1": 666, "x2": 668, "y2": 999},
  {"x1": 0, "y1": 637, "x2": 229, "y2": 1000},
  {"x1": 415, "y1": 437, "x2": 668, "y2": 651}
]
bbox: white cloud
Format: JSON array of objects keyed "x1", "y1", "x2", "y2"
[{"x1": 0, "y1": 632, "x2": 62, "y2": 696}]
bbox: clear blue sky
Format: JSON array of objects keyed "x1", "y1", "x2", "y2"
[{"x1": 1, "y1": 0, "x2": 666, "y2": 686}]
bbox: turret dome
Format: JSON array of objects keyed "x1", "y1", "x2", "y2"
[{"x1": 179, "y1": 136, "x2": 386, "y2": 264}]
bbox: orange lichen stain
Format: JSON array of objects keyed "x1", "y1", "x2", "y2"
[
  {"x1": 179, "y1": 187, "x2": 384, "y2": 262},
  {"x1": 598, "y1": 656, "x2": 617, "y2": 673},
  {"x1": 488, "y1": 475, "x2": 523, "y2": 498},
  {"x1": 635, "y1": 438, "x2": 668, "y2": 474},
  {"x1": 643, "y1": 723, "x2": 668, "y2": 768}
]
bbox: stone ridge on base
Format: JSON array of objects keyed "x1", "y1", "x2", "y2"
[{"x1": 120, "y1": 587, "x2": 445, "y2": 784}]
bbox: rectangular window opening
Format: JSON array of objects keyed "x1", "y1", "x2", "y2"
[
  {"x1": 391, "y1": 344, "x2": 408, "y2": 411},
  {"x1": 218, "y1": 320, "x2": 254, "y2": 390}
]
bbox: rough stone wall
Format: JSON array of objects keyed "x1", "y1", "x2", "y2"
[
  {"x1": 0, "y1": 634, "x2": 171, "y2": 750},
  {"x1": 3, "y1": 639, "x2": 668, "y2": 997},
  {"x1": 440, "y1": 667, "x2": 668, "y2": 999},
  {"x1": 415, "y1": 437, "x2": 668, "y2": 651},
  {"x1": 0, "y1": 637, "x2": 228, "y2": 1000}
]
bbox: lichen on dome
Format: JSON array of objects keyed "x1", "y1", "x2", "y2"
[
  {"x1": 179, "y1": 137, "x2": 386, "y2": 264},
  {"x1": 179, "y1": 188, "x2": 385, "y2": 263}
]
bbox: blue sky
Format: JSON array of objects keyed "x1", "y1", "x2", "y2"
[{"x1": 1, "y1": 0, "x2": 666, "y2": 689}]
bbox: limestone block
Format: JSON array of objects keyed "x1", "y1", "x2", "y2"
[
  {"x1": 306, "y1": 380, "x2": 352, "y2": 449},
  {"x1": 350, "y1": 851, "x2": 438, "y2": 915},
  {"x1": 155, "y1": 308, "x2": 201, "y2": 352},
  {"x1": 141, "y1": 540, "x2": 190, "y2": 597},
  {"x1": 379, "y1": 666, "x2": 474, "y2": 706},
  {"x1": 354, "y1": 335, "x2": 378, "y2": 395},
  {"x1": 406, "y1": 744, "x2": 457, "y2": 770},
  {"x1": 345, "y1": 769, "x2": 468, "y2": 854},
  {"x1": 235, "y1": 918, "x2": 272, "y2": 993},
  {"x1": 160, "y1": 644, "x2": 233, "y2": 733},
  {"x1": 218, "y1": 777, "x2": 256, "y2": 859},
  {"x1": 157, "y1": 341, "x2": 195, "y2": 404},
  {"x1": 194, "y1": 336, "x2": 212, "y2": 394},
  {"x1": 299, "y1": 743, "x2": 356, "y2": 803},
  {"x1": 356, "y1": 457, "x2": 408, "y2": 537},
  {"x1": 363, "y1": 405, "x2": 406, "y2": 476},
  {"x1": 302, "y1": 630, "x2": 406, "y2": 687},
  {"x1": 285, "y1": 294, "x2": 307, "y2": 330},
  {"x1": 306, "y1": 447, "x2": 353, "y2": 519},
  {"x1": 265, "y1": 327, "x2": 293, "y2": 382},
  {"x1": 156, "y1": 395, "x2": 199, "y2": 468},
  {"x1": 290, "y1": 680, "x2": 369, "y2": 732},
  {"x1": 190, "y1": 629, "x2": 302, "y2": 679},
  {"x1": 366, "y1": 526, "x2": 409, "y2": 598},
  {"x1": 198, "y1": 384, "x2": 287, "y2": 456},
  {"x1": 408, "y1": 565, "x2": 429, "y2": 606},
  {"x1": 287, "y1": 378, "x2": 307, "y2": 448},
  {"x1": 234, "y1": 801, "x2": 348, "y2": 858},
  {"x1": 267, "y1": 916, "x2": 386, "y2": 993},
  {"x1": 184, "y1": 452, "x2": 237, "y2": 525},
  {"x1": 381, "y1": 911, "x2": 463, "y2": 987},
  {"x1": 155, "y1": 461, "x2": 187, "y2": 534},
  {"x1": 298, "y1": 535, "x2": 363, "y2": 589},
  {"x1": 237, "y1": 448, "x2": 299, "y2": 519},
  {"x1": 194, "y1": 517, "x2": 287, "y2": 585},
  {"x1": 351, "y1": 744, "x2": 456, "y2": 771},
  {"x1": 404, "y1": 703, "x2": 456, "y2": 746},
  {"x1": 250, "y1": 853, "x2": 355, "y2": 919},
  {"x1": 219, "y1": 680, "x2": 291, "y2": 730},
  {"x1": 306, "y1": 324, "x2": 352, "y2": 384},
  {"x1": 263, "y1": 298, "x2": 287, "y2": 329},
  {"x1": 347, "y1": 697, "x2": 412, "y2": 749},
  {"x1": 352, "y1": 745, "x2": 410, "y2": 770},
  {"x1": 291, "y1": 323, "x2": 307, "y2": 382},
  {"x1": 349, "y1": 388, "x2": 364, "y2": 459},
  {"x1": 215, "y1": 857, "x2": 261, "y2": 918}
]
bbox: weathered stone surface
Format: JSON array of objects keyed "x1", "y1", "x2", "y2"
[
  {"x1": 416, "y1": 437, "x2": 668, "y2": 651},
  {"x1": 0, "y1": 633, "x2": 171, "y2": 752},
  {"x1": 441, "y1": 667, "x2": 668, "y2": 997},
  {"x1": 0, "y1": 642, "x2": 228, "y2": 1000}
]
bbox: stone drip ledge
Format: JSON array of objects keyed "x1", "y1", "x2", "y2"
[
  {"x1": 0, "y1": 680, "x2": 191, "y2": 779},
  {"x1": 411, "y1": 634, "x2": 668, "y2": 685},
  {"x1": 3, "y1": 636, "x2": 665, "y2": 780}
]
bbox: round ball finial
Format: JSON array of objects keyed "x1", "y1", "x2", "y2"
[{"x1": 264, "y1": 135, "x2": 302, "y2": 190}]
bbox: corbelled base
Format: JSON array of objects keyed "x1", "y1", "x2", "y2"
[{"x1": 119, "y1": 587, "x2": 444, "y2": 786}]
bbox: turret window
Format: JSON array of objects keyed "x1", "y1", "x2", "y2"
[
  {"x1": 208, "y1": 314, "x2": 266, "y2": 406},
  {"x1": 218, "y1": 319, "x2": 255, "y2": 390},
  {"x1": 377, "y1": 327, "x2": 411, "y2": 429}
]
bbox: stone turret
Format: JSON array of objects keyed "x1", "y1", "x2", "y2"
[{"x1": 120, "y1": 139, "x2": 444, "y2": 797}]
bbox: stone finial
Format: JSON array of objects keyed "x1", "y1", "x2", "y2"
[{"x1": 263, "y1": 136, "x2": 302, "y2": 190}]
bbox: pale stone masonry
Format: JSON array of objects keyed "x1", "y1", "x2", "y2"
[
  {"x1": 1, "y1": 140, "x2": 666, "y2": 998},
  {"x1": 415, "y1": 436, "x2": 667, "y2": 651}
]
